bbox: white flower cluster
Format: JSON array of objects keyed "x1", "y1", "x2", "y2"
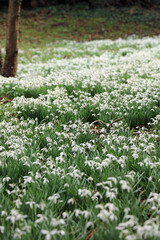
[{"x1": 0, "y1": 36, "x2": 160, "y2": 239}]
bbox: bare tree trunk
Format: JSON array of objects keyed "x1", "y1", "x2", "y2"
[
  {"x1": 0, "y1": 48, "x2": 2, "y2": 73},
  {"x1": 2, "y1": 0, "x2": 22, "y2": 77}
]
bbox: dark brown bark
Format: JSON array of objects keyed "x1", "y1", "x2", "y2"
[
  {"x1": 0, "y1": 48, "x2": 2, "y2": 73},
  {"x1": 2, "y1": 0, "x2": 22, "y2": 77}
]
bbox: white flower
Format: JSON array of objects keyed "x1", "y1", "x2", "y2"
[
  {"x1": 1, "y1": 211, "x2": 7, "y2": 216},
  {"x1": 92, "y1": 192, "x2": 102, "y2": 201},
  {"x1": 96, "y1": 203, "x2": 119, "y2": 222},
  {"x1": 41, "y1": 229, "x2": 65, "y2": 240},
  {"x1": 106, "y1": 190, "x2": 116, "y2": 200},
  {"x1": 86, "y1": 221, "x2": 94, "y2": 229},
  {"x1": 67, "y1": 198, "x2": 74, "y2": 204},
  {"x1": 2, "y1": 177, "x2": 11, "y2": 183},
  {"x1": 47, "y1": 193, "x2": 60, "y2": 203},
  {"x1": 74, "y1": 209, "x2": 82, "y2": 217},
  {"x1": 148, "y1": 176, "x2": 152, "y2": 181},
  {"x1": 95, "y1": 204, "x2": 104, "y2": 210},
  {"x1": 98, "y1": 209, "x2": 118, "y2": 222},
  {"x1": 14, "y1": 199, "x2": 22, "y2": 208},
  {"x1": 119, "y1": 180, "x2": 131, "y2": 192},
  {"x1": 13, "y1": 228, "x2": 24, "y2": 239},
  {"x1": 36, "y1": 201, "x2": 46, "y2": 210},
  {"x1": 124, "y1": 208, "x2": 130, "y2": 214},
  {"x1": 64, "y1": 183, "x2": 69, "y2": 188},
  {"x1": 23, "y1": 175, "x2": 34, "y2": 185},
  {"x1": 78, "y1": 189, "x2": 92, "y2": 197},
  {"x1": 51, "y1": 218, "x2": 65, "y2": 226},
  {"x1": 0, "y1": 226, "x2": 4, "y2": 234},
  {"x1": 107, "y1": 177, "x2": 117, "y2": 184},
  {"x1": 26, "y1": 201, "x2": 36, "y2": 209},
  {"x1": 35, "y1": 214, "x2": 47, "y2": 224},
  {"x1": 6, "y1": 209, "x2": 27, "y2": 224},
  {"x1": 88, "y1": 177, "x2": 93, "y2": 181},
  {"x1": 62, "y1": 212, "x2": 69, "y2": 219},
  {"x1": 43, "y1": 177, "x2": 49, "y2": 184}
]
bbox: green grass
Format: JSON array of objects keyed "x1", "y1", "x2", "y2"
[{"x1": 0, "y1": 5, "x2": 160, "y2": 51}]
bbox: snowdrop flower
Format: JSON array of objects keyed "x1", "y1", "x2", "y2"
[
  {"x1": 108, "y1": 177, "x2": 117, "y2": 184},
  {"x1": 0, "y1": 226, "x2": 4, "y2": 234},
  {"x1": 47, "y1": 193, "x2": 60, "y2": 203},
  {"x1": 35, "y1": 214, "x2": 47, "y2": 224},
  {"x1": 1, "y1": 211, "x2": 7, "y2": 216},
  {"x1": 86, "y1": 221, "x2": 94, "y2": 229},
  {"x1": 74, "y1": 209, "x2": 82, "y2": 217},
  {"x1": 62, "y1": 212, "x2": 69, "y2": 219},
  {"x1": 88, "y1": 176, "x2": 93, "y2": 181},
  {"x1": 96, "y1": 203, "x2": 119, "y2": 222},
  {"x1": 26, "y1": 201, "x2": 36, "y2": 209},
  {"x1": 13, "y1": 228, "x2": 24, "y2": 239},
  {"x1": 92, "y1": 192, "x2": 102, "y2": 201},
  {"x1": 105, "y1": 203, "x2": 119, "y2": 212},
  {"x1": 146, "y1": 192, "x2": 160, "y2": 212},
  {"x1": 78, "y1": 189, "x2": 92, "y2": 197},
  {"x1": 119, "y1": 180, "x2": 131, "y2": 192},
  {"x1": 82, "y1": 210, "x2": 91, "y2": 218},
  {"x1": 67, "y1": 198, "x2": 74, "y2": 204},
  {"x1": 116, "y1": 215, "x2": 138, "y2": 237},
  {"x1": 23, "y1": 175, "x2": 34, "y2": 185},
  {"x1": 14, "y1": 199, "x2": 22, "y2": 208},
  {"x1": 6, "y1": 209, "x2": 27, "y2": 224},
  {"x1": 106, "y1": 189, "x2": 117, "y2": 200},
  {"x1": 36, "y1": 201, "x2": 46, "y2": 210},
  {"x1": 43, "y1": 177, "x2": 49, "y2": 184},
  {"x1": 124, "y1": 208, "x2": 130, "y2": 214},
  {"x1": 22, "y1": 225, "x2": 31, "y2": 233},
  {"x1": 148, "y1": 176, "x2": 152, "y2": 181},
  {"x1": 132, "y1": 152, "x2": 139, "y2": 160},
  {"x1": 98, "y1": 209, "x2": 118, "y2": 222},
  {"x1": 2, "y1": 177, "x2": 11, "y2": 183},
  {"x1": 64, "y1": 183, "x2": 69, "y2": 188},
  {"x1": 125, "y1": 171, "x2": 136, "y2": 182},
  {"x1": 41, "y1": 229, "x2": 65, "y2": 240},
  {"x1": 95, "y1": 204, "x2": 104, "y2": 210},
  {"x1": 51, "y1": 218, "x2": 65, "y2": 226},
  {"x1": 35, "y1": 172, "x2": 42, "y2": 179}
]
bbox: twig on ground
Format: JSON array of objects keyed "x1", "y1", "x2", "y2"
[
  {"x1": 91, "y1": 117, "x2": 124, "y2": 131},
  {"x1": 107, "y1": 116, "x2": 124, "y2": 130},
  {"x1": 91, "y1": 120, "x2": 108, "y2": 128}
]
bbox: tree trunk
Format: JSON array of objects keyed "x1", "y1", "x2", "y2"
[
  {"x1": 2, "y1": 0, "x2": 22, "y2": 77},
  {"x1": 0, "y1": 48, "x2": 2, "y2": 73}
]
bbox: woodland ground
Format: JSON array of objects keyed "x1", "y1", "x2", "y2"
[{"x1": 0, "y1": 5, "x2": 160, "y2": 240}]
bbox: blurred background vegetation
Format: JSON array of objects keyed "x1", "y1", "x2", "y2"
[
  {"x1": 0, "y1": 0, "x2": 160, "y2": 50},
  {"x1": 0, "y1": 0, "x2": 160, "y2": 8}
]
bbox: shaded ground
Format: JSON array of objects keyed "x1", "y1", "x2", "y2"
[{"x1": 0, "y1": 5, "x2": 160, "y2": 49}]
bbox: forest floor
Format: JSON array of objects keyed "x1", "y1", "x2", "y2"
[{"x1": 0, "y1": 5, "x2": 160, "y2": 49}]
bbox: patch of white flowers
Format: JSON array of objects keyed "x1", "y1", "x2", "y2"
[{"x1": 0, "y1": 36, "x2": 160, "y2": 239}]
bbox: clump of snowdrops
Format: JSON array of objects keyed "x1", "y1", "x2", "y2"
[{"x1": 0, "y1": 36, "x2": 160, "y2": 240}]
